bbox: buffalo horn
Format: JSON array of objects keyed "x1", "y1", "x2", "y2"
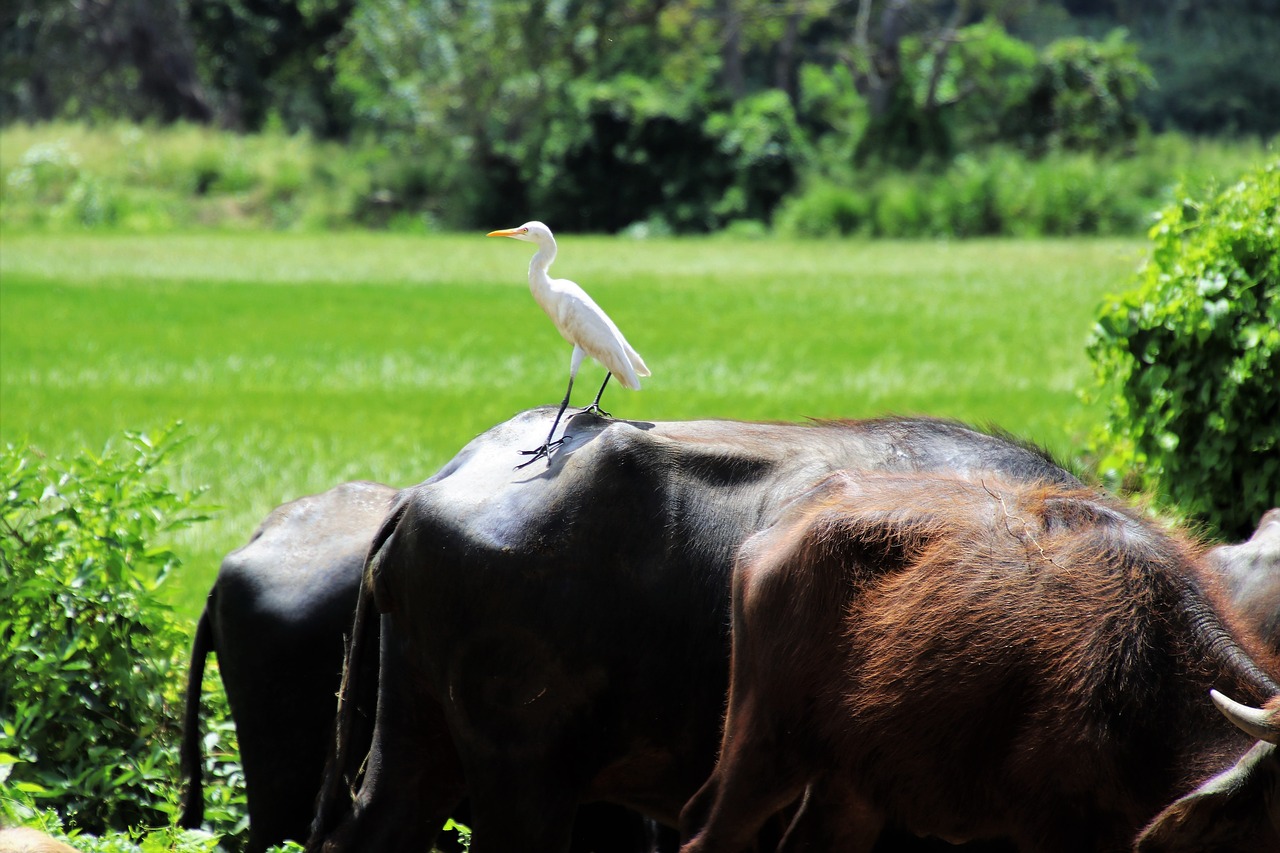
[{"x1": 1210, "y1": 689, "x2": 1280, "y2": 744}]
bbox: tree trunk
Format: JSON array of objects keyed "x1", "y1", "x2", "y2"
[
  {"x1": 125, "y1": 0, "x2": 214, "y2": 123},
  {"x1": 775, "y1": 9, "x2": 801, "y2": 106},
  {"x1": 720, "y1": 0, "x2": 746, "y2": 102},
  {"x1": 82, "y1": 0, "x2": 213, "y2": 123}
]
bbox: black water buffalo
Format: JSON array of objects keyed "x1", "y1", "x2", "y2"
[
  {"x1": 309, "y1": 408, "x2": 1082, "y2": 853},
  {"x1": 680, "y1": 473, "x2": 1280, "y2": 852},
  {"x1": 179, "y1": 480, "x2": 674, "y2": 853},
  {"x1": 180, "y1": 481, "x2": 396, "y2": 852},
  {"x1": 1208, "y1": 508, "x2": 1280, "y2": 653}
]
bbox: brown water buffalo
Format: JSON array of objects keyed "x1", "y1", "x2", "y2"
[
  {"x1": 680, "y1": 473, "x2": 1280, "y2": 853},
  {"x1": 309, "y1": 408, "x2": 1082, "y2": 853},
  {"x1": 0, "y1": 828, "x2": 78, "y2": 853},
  {"x1": 1207, "y1": 508, "x2": 1280, "y2": 653},
  {"x1": 179, "y1": 480, "x2": 673, "y2": 853}
]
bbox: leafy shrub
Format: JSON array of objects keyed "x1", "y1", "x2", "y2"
[
  {"x1": 924, "y1": 20, "x2": 1039, "y2": 151},
  {"x1": 773, "y1": 139, "x2": 1274, "y2": 240},
  {"x1": 795, "y1": 62, "x2": 868, "y2": 169},
  {"x1": 0, "y1": 121, "x2": 1271, "y2": 237},
  {"x1": 0, "y1": 425, "x2": 207, "y2": 831},
  {"x1": 926, "y1": 154, "x2": 1002, "y2": 237},
  {"x1": 1086, "y1": 161, "x2": 1280, "y2": 538}
]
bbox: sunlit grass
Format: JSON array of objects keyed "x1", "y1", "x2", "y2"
[{"x1": 0, "y1": 232, "x2": 1143, "y2": 620}]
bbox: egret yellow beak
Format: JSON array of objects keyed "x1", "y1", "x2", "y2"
[{"x1": 486, "y1": 227, "x2": 521, "y2": 238}]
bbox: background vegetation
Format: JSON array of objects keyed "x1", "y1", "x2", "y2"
[
  {"x1": 4, "y1": 1, "x2": 1278, "y2": 235},
  {"x1": 3, "y1": 0, "x2": 1278, "y2": 849}
]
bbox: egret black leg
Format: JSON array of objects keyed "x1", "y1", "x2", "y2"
[
  {"x1": 517, "y1": 378, "x2": 574, "y2": 469},
  {"x1": 579, "y1": 373, "x2": 613, "y2": 419}
]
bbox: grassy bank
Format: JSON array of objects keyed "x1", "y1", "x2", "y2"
[
  {"x1": 0, "y1": 232, "x2": 1141, "y2": 621},
  {"x1": 1, "y1": 121, "x2": 1272, "y2": 236}
]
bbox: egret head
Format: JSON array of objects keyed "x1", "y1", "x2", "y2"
[{"x1": 486, "y1": 221, "x2": 555, "y2": 246}]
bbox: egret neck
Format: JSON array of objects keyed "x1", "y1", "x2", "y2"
[{"x1": 526, "y1": 233, "x2": 559, "y2": 320}]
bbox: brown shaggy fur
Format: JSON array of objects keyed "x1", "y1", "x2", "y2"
[
  {"x1": 0, "y1": 828, "x2": 78, "y2": 853},
  {"x1": 680, "y1": 473, "x2": 1280, "y2": 853}
]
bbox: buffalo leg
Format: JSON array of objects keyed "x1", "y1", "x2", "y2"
[
  {"x1": 777, "y1": 779, "x2": 884, "y2": 853},
  {"x1": 678, "y1": 694, "x2": 812, "y2": 853},
  {"x1": 463, "y1": 766, "x2": 579, "y2": 853},
  {"x1": 682, "y1": 556, "x2": 867, "y2": 852},
  {"x1": 312, "y1": 619, "x2": 466, "y2": 852}
]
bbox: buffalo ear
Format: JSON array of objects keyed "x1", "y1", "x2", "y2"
[{"x1": 1135, "y1": 741, "x2": 1279, "y2": 852}]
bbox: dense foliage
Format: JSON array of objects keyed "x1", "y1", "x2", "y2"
[{"x1": 1086, "y1": 161, "x2": 1280, "y2": 538}]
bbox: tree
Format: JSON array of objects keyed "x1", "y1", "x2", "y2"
[
  {"x1": 1, "y1": 0, "x2": 212, "y2": 124},
  {"x1": 837, "y1": 0, "x2": 994, "y2": 164},
  {"x1": 1003, "y1": 29, "x2": 1153, "y2": 153},
  {"x1": 187, "y1": 0, "x2": 357, "y2": 135}
]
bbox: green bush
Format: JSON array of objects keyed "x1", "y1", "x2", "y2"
[
  {"x1": 1086, "y1": 161, "x2": 1280, "y2": 538},
  {"x1": 870, "y1": 174, "x2": 930, "y2": 237},
  {"x1": 0, "y1": 425, "x2": 207, "y2": 831}
]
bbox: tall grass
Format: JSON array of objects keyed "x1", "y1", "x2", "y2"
[
  {"x1": 0, "y1": 122, "x2": 379, "y2": 232},
  {"x1": 1, "y1": 232, "x2": 1141, "y2": 620},
  {"x1": 776, "y1": 135, "x2": 1276, "y2": 237}
]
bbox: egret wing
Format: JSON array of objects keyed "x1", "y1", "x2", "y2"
[{"x1": 552, "y1": 279, "x2": 646, "y2": 390}]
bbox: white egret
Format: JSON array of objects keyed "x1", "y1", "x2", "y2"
[{"x1": 487, "y1": 221, "x2": 650, "y2": 467}]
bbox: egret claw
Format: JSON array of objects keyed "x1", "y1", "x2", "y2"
[{"x1": 515, "y1": 437, "x2": 567, "y2": 470}]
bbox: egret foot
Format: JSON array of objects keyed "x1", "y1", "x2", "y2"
[
  {"x1": 515, "y1": 437, "x2": 567, "y2": 470},
  {"x1": 577, "y1": 373, "x2": 614, "y2": 420}
]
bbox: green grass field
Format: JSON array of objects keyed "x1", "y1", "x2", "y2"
[{"x1": 0, "y1": 232, "x2": 1143, "y2": 624}]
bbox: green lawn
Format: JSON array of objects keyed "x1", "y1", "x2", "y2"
[{"x1": 0, "y1": 232, "x2": 1143, "y2": 623}]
